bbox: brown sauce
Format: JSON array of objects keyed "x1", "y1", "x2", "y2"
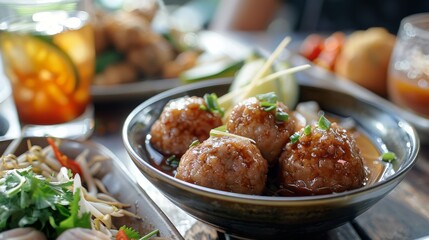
[{"x1": 352, "y1": 131, "x2": 384, "y2": 185}]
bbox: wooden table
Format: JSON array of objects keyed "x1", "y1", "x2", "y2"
[{"x1": 1, "y1": 31, "x2": 428, "y2": 240}]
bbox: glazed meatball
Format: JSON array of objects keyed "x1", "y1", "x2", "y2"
[
  {"x1": 175, "y1": 136, "x2": 268, "y2": 195},
  {"x1": 226, "y1": 96, "x2": 295, "y2": 166},
  {"x1": 150, "y1": 96, "x2": 223, "y2": 156},
  {"x1": 279, "y1": 122, "x2": 366, "y2": 196}
]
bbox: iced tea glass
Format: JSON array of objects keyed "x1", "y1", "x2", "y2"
[
  {"x1": 387, "y1": 13, "x2": 429, "y2": 118},
  {"x1": 0, "y1": 5, "x2": 95, "y2": 139}
]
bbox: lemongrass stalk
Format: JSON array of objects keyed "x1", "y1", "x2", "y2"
[
  {"x1": 249, "y1": 36, "x2": 291, "y2": 85},
  {"x1": 218, "y1": 64, "x2": 310, "y2": 107}
]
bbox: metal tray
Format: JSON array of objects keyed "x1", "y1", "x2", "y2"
[{"x1": 0, "y1": 137, "x2": 183, "y2": 240}]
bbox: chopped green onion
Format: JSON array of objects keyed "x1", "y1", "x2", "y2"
[
  {"x1": 261, "y1": 104, "x2": 276, "y2": 112},
  {"x1": 189, "y1": 140, "x2": 200, "y2": 148},
  {"x1": 303, "y1": 125, "x2": 312, "y2": 135},
  {"x1": 256, "y1": 92, "x2": 278, "y2": 104},
  {"x1": 166, "y1": 155, "x2": 179, "y2": 168},
  {"x1": 290, "y1": 132, "x2": 301, "y2": 144},
  {"x1": 257, "y1": 92, "x2": 278, "y2": 112},
  {"x1": 202, "y1": 93, "x2": 224, "y2": 117},
  {"x1": 318, "y1": 115, "x2": 331, "y2": 130},
  {"x1": 381, "y1": 151, "x2": 396, "y2": 163},
  {"x1": 260, "y1": 101, "x2": 275, "y2": 108},
  {"x1": 275, "y1": 111, "x2": 289, "y2": 121}
]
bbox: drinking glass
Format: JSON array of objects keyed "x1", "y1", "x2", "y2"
[
  {"x1": 0, "y1": 0, "x2": 95, "y2": 139},
  {"x1": 387, "y1": 13, "x2": 429, "y2": 118}
]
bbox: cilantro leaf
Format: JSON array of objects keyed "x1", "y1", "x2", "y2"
[
  {"x1": 56, "y1": 188, "x2": 91, "y2": 235},
  {"x1": 0, "y1": 167, "x2": 87, "y2": 238}
]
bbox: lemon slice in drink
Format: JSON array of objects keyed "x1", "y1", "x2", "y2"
[{"x1": 0, "y1": 33, "x2": 79, "y2": 94}]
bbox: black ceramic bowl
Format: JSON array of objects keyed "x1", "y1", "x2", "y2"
[{"x1": 122, "y1": 78, "x2": 419, "y2": 239}]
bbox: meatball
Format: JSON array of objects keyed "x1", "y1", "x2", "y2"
[
  {"x1": 279, "y1": 122, "x2": 366, "y2": 196},
  {"x1": 150, "y1": 96, "x2": 223, "y2": 156},
  {"x1": 226, "y1": 96, "x2": 295, "y2": 166},
  {"x1": 175, "y1": 136, "x2": 268, "y2": 195}
]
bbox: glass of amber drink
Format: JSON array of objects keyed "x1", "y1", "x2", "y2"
[
  {"x1": 0, "y1": 3, "x2": 95, "y2": 139},
  {"x1": 387, "y1": 13, "x2": 429, "y2": 118}
]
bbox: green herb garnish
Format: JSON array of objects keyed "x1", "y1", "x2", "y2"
[
  {"x1": 0, "y1": 167, "x2": 90, "y2": 238},
  {"x1": 119, "y1": 225, "x2": 142, "y2": 239},
  {"x1": 166, "y1": 155, "x2": 179, "y2": 168},
  {"x1": 275, "y1": 111, "x2": 289, "y2": 122},
  {"x1": 55, "y1": 187, "x2": 91, "y2": 236},
  {"x1": 260, "y1": 102, "x2": 276, "y2": 111},
  {"x1": 202, "y1": 93, "x2": 224, "y2": 117},
  {"x1": 318, "y1": 115, "x2": 331, "y2": 130},
  {"x1": 290, "y1": 132, "x2": 301, "y2": 144},
  {"x1": 257, "y1": 92, "x2": 278, "y2": 103},
  {"x1": 381, "y1": 151, "x2": 397, "y2": 163},
  {"x1": 189, "y1": 140, "x2": 200, "y2": 148},
  {"x1": 303, "y1": 125, "x2": 312, "y2": 135},
  {"x1": 257, "y1": 92, "x2": 278, "y2": 112},
  {"x1": 257, "y1": 92, "x2": 290, "y2": 122}
]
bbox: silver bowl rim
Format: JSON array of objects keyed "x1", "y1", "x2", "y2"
[{"x1": 122, "y1": 78, "x2": 420, "y2": 205}]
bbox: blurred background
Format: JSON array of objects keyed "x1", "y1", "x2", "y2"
[{"x1": 95, "y1": 0, "x2": 429, "y2": 34}]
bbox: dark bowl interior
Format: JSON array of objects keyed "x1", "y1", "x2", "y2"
[{"x1": 123, "y1": 78, "x2": 419, "y2": 239}]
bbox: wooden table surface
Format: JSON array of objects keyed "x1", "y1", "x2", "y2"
[{"x1": 1, "y1": 31, "x2": 428, "y2": 240}]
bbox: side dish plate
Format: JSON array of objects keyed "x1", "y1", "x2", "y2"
[{"x1": 0, "y1": 137, "x2": 183, "y2": 240}]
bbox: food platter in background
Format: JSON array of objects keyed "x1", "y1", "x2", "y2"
[{"x1": 90, "y1": 31, "x2": 251, "y2": 102}]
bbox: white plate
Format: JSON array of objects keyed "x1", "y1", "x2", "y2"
[{"x1": 91, "y1": 31, "x2": 251, "y2": 102}]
